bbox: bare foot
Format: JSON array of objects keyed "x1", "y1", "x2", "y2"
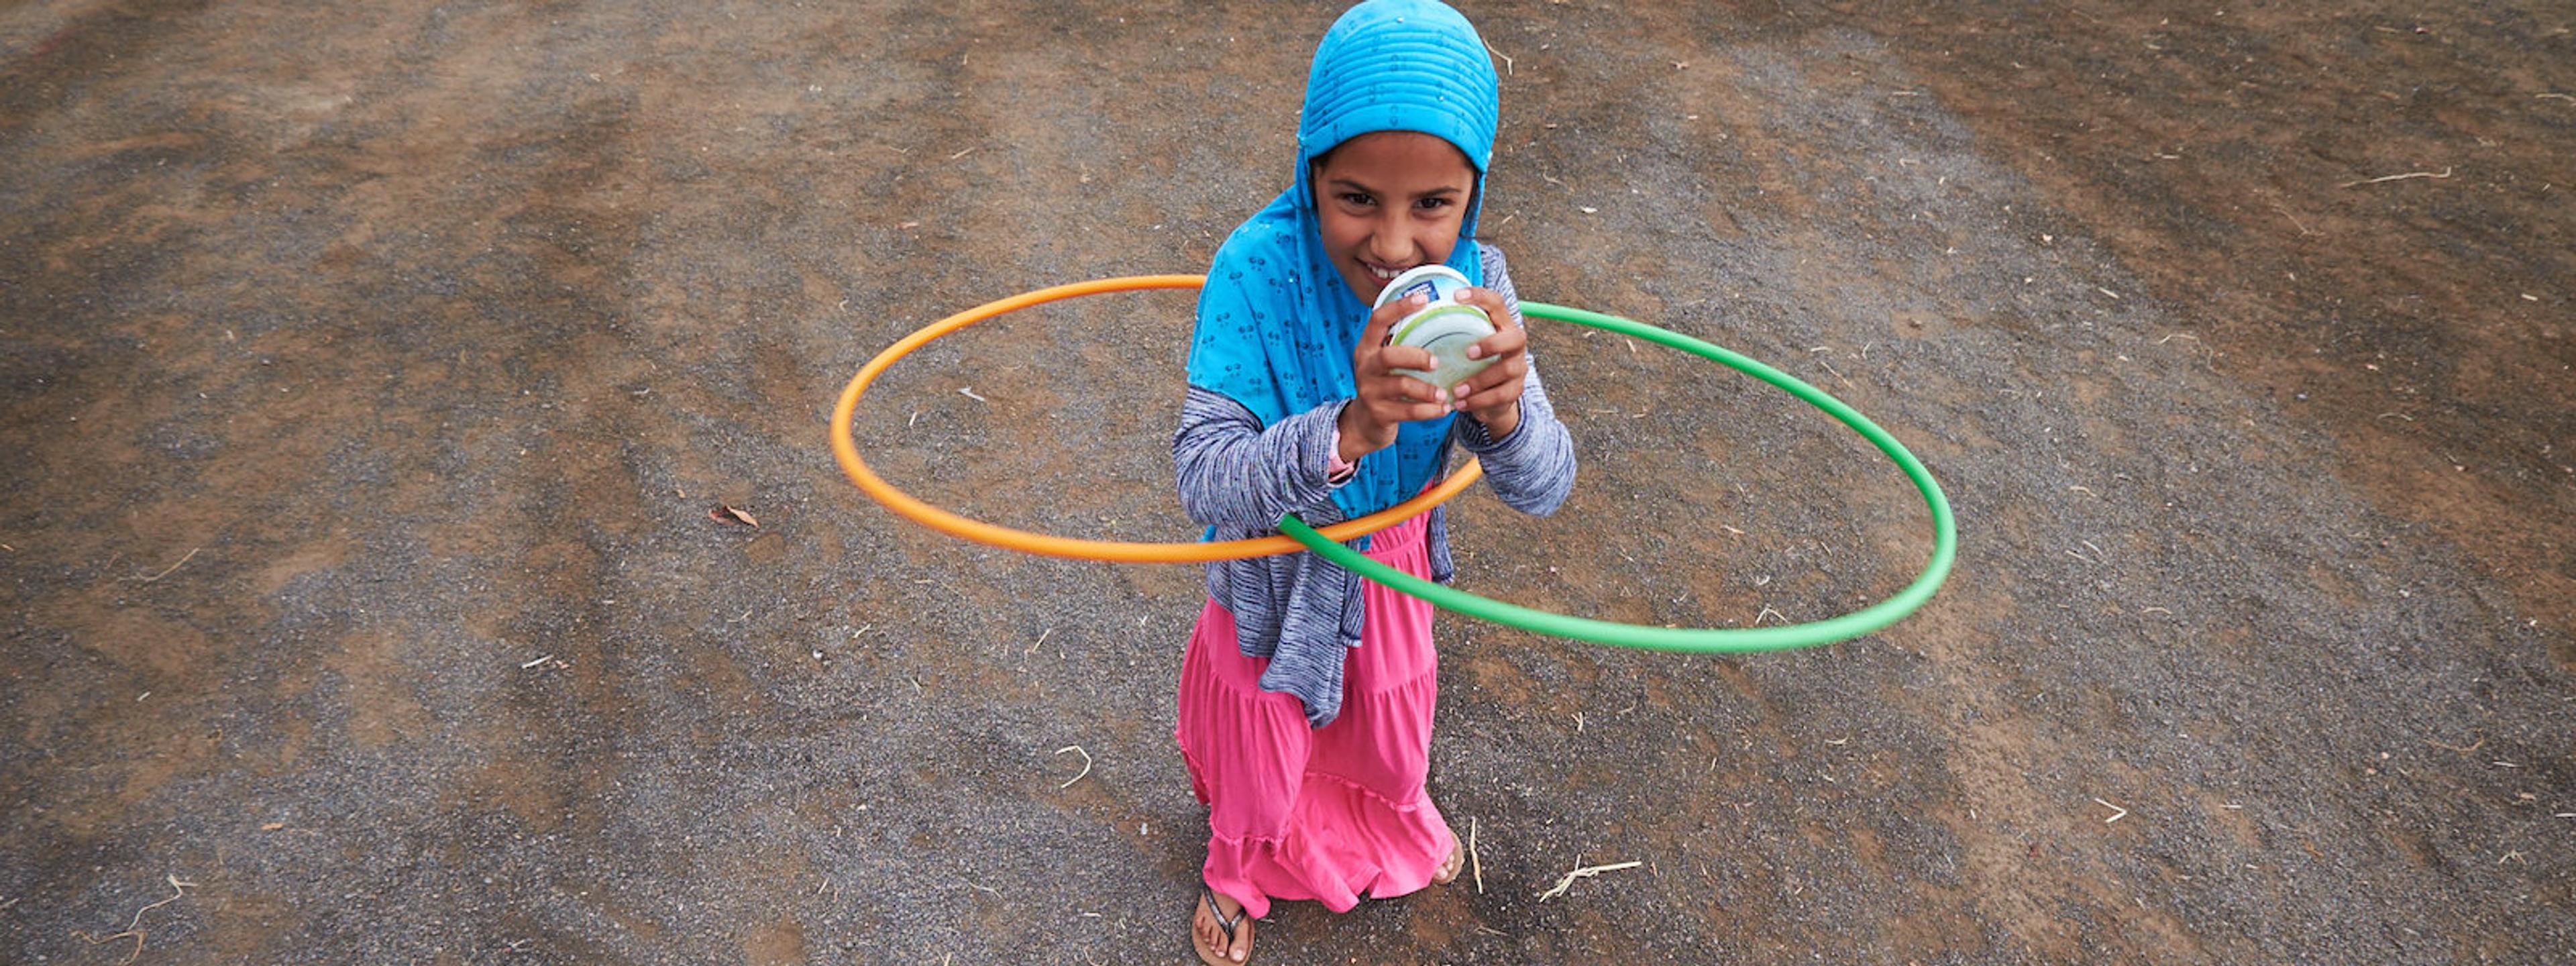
[{"x1": 1192, "y1": 887, "x2": 1253, "y2": 965}]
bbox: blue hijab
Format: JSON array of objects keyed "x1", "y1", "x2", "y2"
[{"x1": 1187, "y1": 0, "x2": 1501, "y2": 522}]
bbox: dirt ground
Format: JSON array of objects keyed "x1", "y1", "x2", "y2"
[{"x1": 3, "y1": 1, "x2": 2571, "y2": 963}]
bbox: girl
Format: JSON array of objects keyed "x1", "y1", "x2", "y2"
[{"x1": 1172, "y1": 2, "x2": 1576, "y2": 961}]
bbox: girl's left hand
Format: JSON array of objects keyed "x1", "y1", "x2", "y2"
[{"x1": 1450, "y1": 286, "x2": 1527, "y2": 437}]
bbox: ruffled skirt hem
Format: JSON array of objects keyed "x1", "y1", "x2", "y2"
[{"x1": 1179, "y1": 685, "x2": 1453, "y2": 918}]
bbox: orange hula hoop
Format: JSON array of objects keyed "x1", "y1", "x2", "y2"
[{"x1": 828, "y1": 275, "x2": 1484, "y2": 564}]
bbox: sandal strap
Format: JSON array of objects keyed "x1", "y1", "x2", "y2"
[{"x1": 1201, "y1": 885, "x2": 1242, "y2": 936}]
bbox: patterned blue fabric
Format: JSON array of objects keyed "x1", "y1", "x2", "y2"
[{"x1": 1185, "y1": 0, "x2": 1501, "y2": 523}]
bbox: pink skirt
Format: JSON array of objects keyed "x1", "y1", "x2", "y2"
[{"x1": 1174, "y1": 513, "x2": 1452, "y2": 920}]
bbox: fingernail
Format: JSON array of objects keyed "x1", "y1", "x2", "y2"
[{"x1": 1466, "y1": 346, "x2": 1483, "y2": 359}]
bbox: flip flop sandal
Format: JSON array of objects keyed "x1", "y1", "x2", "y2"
[
  {"x1": 1434, "y1": 838, "x2": 1464, "y2": 885},
  {"x1": 1196, "y1": 885, "x2": 1249, "y2": 965}
]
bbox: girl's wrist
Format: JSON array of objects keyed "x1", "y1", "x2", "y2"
[{"x1": 1335, "y1": 400, "x2": 1385, "y2": 461}]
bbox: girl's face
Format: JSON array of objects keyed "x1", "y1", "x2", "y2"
[{"x1": 1311, "y1": 131, "x2": 1478, "y2": 304}]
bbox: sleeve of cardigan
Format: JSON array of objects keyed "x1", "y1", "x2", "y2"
[
  {"x1": 1455, "y1": 246, "x2": 1578, "y2": 517},
  {"x1": 1174, "y1": 386, "x2": 1352, "y2": 529}
]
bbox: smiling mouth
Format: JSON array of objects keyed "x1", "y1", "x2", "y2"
[{"x1": 1363, "y1": 262, "x2": 1416, "y2": 284}]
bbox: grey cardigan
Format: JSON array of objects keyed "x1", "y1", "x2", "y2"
[{"x1": 1173, "y1": 246, "x2": 1577, "y2": 727}]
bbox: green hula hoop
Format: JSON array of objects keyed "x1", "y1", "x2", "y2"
[{"x1": 1279, "y1": 301, "x2": 1956, "y2": 653}]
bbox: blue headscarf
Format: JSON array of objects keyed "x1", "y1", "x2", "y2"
[{"x1": 1187, "y1": 0, "x2": 1501, "y2": 522}]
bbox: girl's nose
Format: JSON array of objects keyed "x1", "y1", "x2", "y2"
[{"x1": 1366, "y1": 223, "x2": 1412, "y2": 264}]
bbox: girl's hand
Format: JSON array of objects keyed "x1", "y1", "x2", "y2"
[
  {"x1": 1449, "y1": 286, "x2": 1528, "y2": 437},
  {"x1": 1340, "y1": 293, "x2": 1451, "y2": 460}
]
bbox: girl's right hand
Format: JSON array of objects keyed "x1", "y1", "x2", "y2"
[{"x1": 1339, "y1": 293, "x2": 1451, "y2": 460}]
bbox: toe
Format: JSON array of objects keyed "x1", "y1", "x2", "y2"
[{"x1": 1191, "y1": 905, "x2": 1220, "y2": 957}]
